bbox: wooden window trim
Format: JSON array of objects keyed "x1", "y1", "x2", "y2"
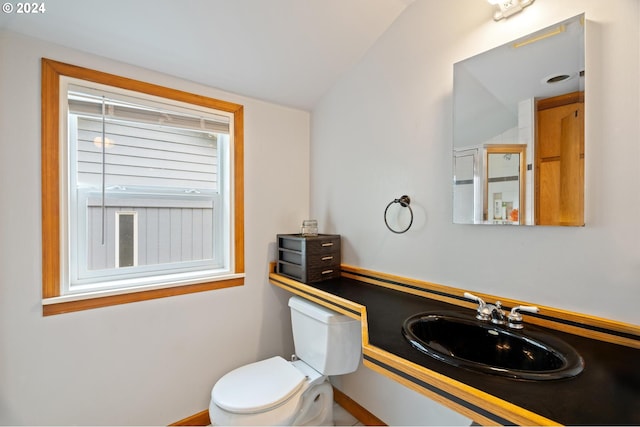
[{"x1": 41, "y1": 58, "x2": 244, "y2": 316}]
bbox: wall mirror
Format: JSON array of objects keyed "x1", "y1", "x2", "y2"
[{"x1": 453, "y1": 14, "x2": 585, "y2": 226}]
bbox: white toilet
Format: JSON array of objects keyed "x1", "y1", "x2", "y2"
[{"x1": 209, "y1": 296, "x2": 362, "y2": 426}]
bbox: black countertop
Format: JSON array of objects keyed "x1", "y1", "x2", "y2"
[{"x1": 305, "y1": 277, "x2": 640, "y2": 426}]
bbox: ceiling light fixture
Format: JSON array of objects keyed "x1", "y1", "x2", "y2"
[{"x1": 487, "y1": 0, "x2": 535, "y2": 21}]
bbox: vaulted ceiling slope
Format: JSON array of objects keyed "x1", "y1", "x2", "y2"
[{"x1": 0, "y1": 0, "x2": 414, "y2": 110}]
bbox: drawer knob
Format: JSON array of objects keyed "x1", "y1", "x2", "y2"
[
  {"x1": 321, "y1": 269, "x2": 334, "y2": 275},
  {"x1": 321, "y1": 256, "x2": 334, "y2": 261},
  {"x1": 321, "y1": 242, "x2": 334, "y2": 247}
]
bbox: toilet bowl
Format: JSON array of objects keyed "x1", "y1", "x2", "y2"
[
  {"x1": 210, "y1": 356, "x2": 333, "y2": 426},
  {"x1": 209, "y1": 296, "x2": 361, "y2": 426}
]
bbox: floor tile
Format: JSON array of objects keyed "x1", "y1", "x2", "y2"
[{"x1": 333, "y1": 402, "x2": 361, "y2": 426}]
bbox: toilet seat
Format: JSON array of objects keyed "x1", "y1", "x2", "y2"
[{"x1": 212, "y1": 356, "x2": 306, "y2": 414}]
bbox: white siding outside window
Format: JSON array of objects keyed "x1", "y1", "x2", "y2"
[{"x1": 63, "y1": 80, "x2": 233, "y2": 295}]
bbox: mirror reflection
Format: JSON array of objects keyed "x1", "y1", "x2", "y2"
[{"x1": 453, "y1": 14, "x2": 585, "y2": 226}]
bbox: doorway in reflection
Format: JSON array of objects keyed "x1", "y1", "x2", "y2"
[{"x1": 485, "y1": 145, "x2": 526, "y2": 224}]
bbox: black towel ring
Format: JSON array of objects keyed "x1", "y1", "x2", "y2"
[{"x1": 384, "y1": 195, "x2": 413, "y2": 234}]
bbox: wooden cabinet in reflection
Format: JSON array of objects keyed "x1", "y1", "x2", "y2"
[{"x1": 535, "y1": 91, "x2": 584, "y2": 226}]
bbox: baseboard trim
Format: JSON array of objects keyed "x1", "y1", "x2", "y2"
[
  {"x1": 170, "y1": 388, "x2": 385, "y2": 426},
  {"x1": 169, "y1": 409, "x2": 210, "y2": 426},
  {"x1": 333, "y1": 386, "x2": 387, "y2": 426}
]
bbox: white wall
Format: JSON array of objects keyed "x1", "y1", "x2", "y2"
[
  {"x1": 312, "y1": 0, "x2": 639, "y2": 425},
  {"x1": 0, "y1": 31, "x2": 309, "y2": 425}
]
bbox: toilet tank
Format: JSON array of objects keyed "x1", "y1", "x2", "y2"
[{"x1": 288, "y1": 296, "x2": 361, "y2": 376}]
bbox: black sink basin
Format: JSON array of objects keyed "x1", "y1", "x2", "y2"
[{"x1": 402, "y1": 312, "x2": 584, "y2": 380}]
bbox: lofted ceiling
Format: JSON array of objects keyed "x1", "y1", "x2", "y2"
[{"x1": 0, "y1": 0, "x2": 414, "y2": 110}]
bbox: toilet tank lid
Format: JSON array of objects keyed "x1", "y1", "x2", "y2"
[
  {"x1": 288, "y1": 296, "x2": 357, "y2": 323},
  {"x1": 212, "y1": 356, "x2": 305, "y2": 414}
]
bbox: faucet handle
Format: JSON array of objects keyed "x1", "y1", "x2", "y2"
[
  {"x1": 464, "y1": 292, "x2": 491, "y2": 321},
  {"x1": 507, "y1": 305, "x2": 539, "y2": 329},
  {"x1": 464, "y1": 292, "x2": 484, "y2": 305}
]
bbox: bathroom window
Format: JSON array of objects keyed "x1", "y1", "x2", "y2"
[{"x1": 41, "y1": 59, "x2": 245, "y2": 315}]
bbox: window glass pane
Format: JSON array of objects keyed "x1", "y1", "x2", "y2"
[
  {"x1": 75, "y1": 115, "x2": 219, "y2": 192},
  {"x1": 66, "y1": 82, "x2": 231, "y2": 292}
]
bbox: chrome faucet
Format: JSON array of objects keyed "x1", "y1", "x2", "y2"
[
  {"x1": 490, "y1": 301, "x2": 507, "y2": 325},
  {"x1": 465, "y1": 292, "x2": 538, "y2": 328},
  {"x1": 464, "y1": 292, "x2": 505, "y2": 324}
]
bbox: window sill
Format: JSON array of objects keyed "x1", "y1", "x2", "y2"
[{"x1": 42, "y1": 274, "x2": 245, "y2": 316}]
